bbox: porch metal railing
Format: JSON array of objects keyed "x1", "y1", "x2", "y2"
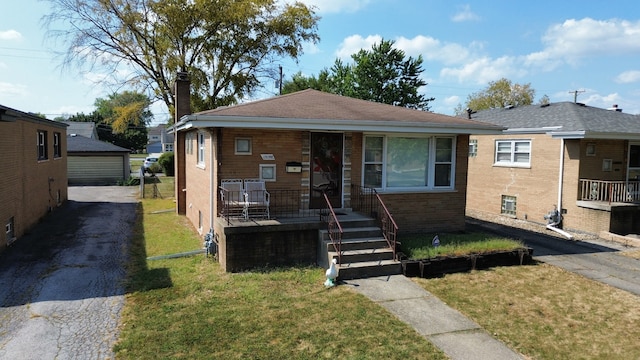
[
  {"x1": 351, "y1": 184, "x2": 399, "y2": 260},
  {"x1": 219, "y1": 189, "x2": 320, "y2": 224},
  {"x1": 579, "y1": 179, "x2": 640, "y2": 203},
  {"x1": 320, "y1": 192, "x2": 344, "y2": 264}
]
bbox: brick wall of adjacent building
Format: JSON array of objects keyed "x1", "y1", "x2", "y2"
[
  {"x1": 468, "y1": 134, "x2": 633, "y2": 235},
  {"x1": 467, "y1": 133, "x2": 562, "y2": 225},
  {"x1": 0, "y1": 117, "x2": 67, "y2": 252}
]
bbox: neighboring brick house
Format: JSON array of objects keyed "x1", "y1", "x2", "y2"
[
  {"x1": 466, "y1": 102, "x2": 640, "y2": 237},
  {"x1": 0, "y1": 104, "x2": 68, "y2": 253},
  {"x1": 171, "y1": 73, "x2": 502, "y2": 250}
]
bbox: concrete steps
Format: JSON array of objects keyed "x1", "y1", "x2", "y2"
[{"x1": 320, "y1": 214, "x2": 401, "y2": 280}]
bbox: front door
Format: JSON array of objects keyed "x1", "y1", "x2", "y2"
[{"x1": 310, "y1": 132, "x2": 343, "y2": 209}]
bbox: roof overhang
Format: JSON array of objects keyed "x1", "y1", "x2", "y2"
[
  {"x1": 549, "y1": 131, "x2": 640, "y2": 141},
  {"x1": 173, "y1": 114, "x2": 505, "y2": 135}
]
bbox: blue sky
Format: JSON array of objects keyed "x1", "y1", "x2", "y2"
[{"x1": 2, "y1": 0, "x2": 640, "y2": 125}]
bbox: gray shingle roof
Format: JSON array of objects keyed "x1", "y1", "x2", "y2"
[
  {"x1": 468, "y1": 102, "x2": 640, "y2": 139},
  {"x1": 61, "y1": 121, "x2": 98, "y2": 139},
  {"x1": 67, "y1": 135, "x2": 130, "y2": 153}
]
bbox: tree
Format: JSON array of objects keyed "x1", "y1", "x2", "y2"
[
  {"x1": 94, "y1": 91, "x2": 153, "y2": 133},
  {"x1": 282, "y1": 39, "x2": 434, "y2": 110},
  {"x1": 461, "y1": 78, "x2": 535, "y2": 112},
  {"x1": 281, "y1": 70, "x2": 333, "y2": 94},
  {"x1": 43, "y1": 0, "x2": 319, "y2": 118}
]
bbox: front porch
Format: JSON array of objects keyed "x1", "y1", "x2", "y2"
[
  {"x1": 213, "y1": 186, "x2": 401, "y2": 278},
  {"x1": 577, "y1": 179, "x2": 640, "y2": 235}
]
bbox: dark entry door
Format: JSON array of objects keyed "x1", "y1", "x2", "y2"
[{"x1": 310, "y1": 132, "x2": 343, "y2": 209}]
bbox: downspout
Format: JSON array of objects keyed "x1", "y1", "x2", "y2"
[
  {"x1": 209, "y1": 128, "x2": 215, "y2": 233},
  {"x1": 548, "y1": 138, "x2": 574, "y2": 240},
  {"x1": 557, "y1": 138, "x2": 564, "y2": 216}
]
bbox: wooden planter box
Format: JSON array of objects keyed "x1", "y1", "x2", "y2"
[{"x1": 402, "y1": 247, "x2": 534, "y2": 278}]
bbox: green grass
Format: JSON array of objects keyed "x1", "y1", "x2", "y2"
[
  {"x1": 114, "y1": 198, "x2": 446, "y2": 359},
  {"x1": 116, "y1": 198, "x2": 640, "y2": 359},
  {"x1": 142, "y1": 176, "x2": 175, "y2": 200},
  {"x1": 415, "y1": 265, "x2": 640, "y2": 359},
  {"x1": 400, "y1": 232, "x2": 525, "y2": 259}
]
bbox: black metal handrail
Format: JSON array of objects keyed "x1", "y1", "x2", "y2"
[
  {"x1": 321, "y1": 192, "x2": 344, "y2": 264},
  {"x1": 351, "y1": 184, "x2": 398, "y2": 260},
  {"x1": 219, "y1": 189, "x2": 321, "y2": 224}
]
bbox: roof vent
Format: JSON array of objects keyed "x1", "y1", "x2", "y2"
[
  {"x1": 504, "y1": 104, "x2": 514, "y2": 109},
  {"x1": 608, "y1": 104, "x2": 622, "y2": 112},
  {"x1": 540, "y1": 103, "x2": 550, "y2": 108}
]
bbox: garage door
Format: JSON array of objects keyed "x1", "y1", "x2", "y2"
[{"x1": 68, "y1": 156, "x2": 125, "y2": 185}]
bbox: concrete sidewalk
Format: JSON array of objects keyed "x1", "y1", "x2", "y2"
[{"x1": 344, "y1": 275, "x2": 524, "y2": 360}]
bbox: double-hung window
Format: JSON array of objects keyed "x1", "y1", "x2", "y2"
[
  {"x1": 495, "y1": 140, "x2": 531, "y2": 167},
  {"x1": 37, "y1": 130, "x2": 48, "y2": 160},
  {"x1": 53, "y1": 132, "x2": 62, "y2": 158},
  {"x1": 197, "y1": 132, "x2": 206, "y2": 166},
  {"x1": 363, "y1": 135, "x2": 455, "y2": 190}
]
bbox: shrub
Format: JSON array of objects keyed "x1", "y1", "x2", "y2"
[{"x1": 158, "y1": 152, "x2": 174, "y2": 176}]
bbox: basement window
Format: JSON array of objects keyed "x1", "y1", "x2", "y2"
[
  {"x1": 6, "y1": 217, "x2": 15, "y2": 242},
  {"x1": 501, "y1": 195, "x2": 517, "y2": 217}
]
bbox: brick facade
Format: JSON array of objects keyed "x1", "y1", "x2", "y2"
[
  {"x1": 467, "y1": 133, "x2": 637, "y2": 235},
  {"x1": 183, "y1": 128, "x2": 471, "y2": 239},
  {"x1": 0, "y1": 115, "x2": 68, "y2": 252}
]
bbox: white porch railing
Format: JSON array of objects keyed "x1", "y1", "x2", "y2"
[{"x1": 579, "y1": 179, "x2": 640, "y2": 203}]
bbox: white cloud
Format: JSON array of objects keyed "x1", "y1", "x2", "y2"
[
  {"x1": 0, "y1": 30, "x2": 22, "y2": 41},
  {"x1": 440, "y1": 56, "x2": 526, "y2": 84},
  {"x1": 451, "y1": 4, "x2": 480, "y2": 22},
  {"x1": 535, "y1": 18, "x2": 640, "y2": 65},
  {"x1": 335, "y1": 34, "x2": 382, "y2": 59},
  {"x1": 0, "y1": 82, "x2": 28, "y2": 97},
  {"x1": 291, "y1": 0, "x2": 371, "y2": 14},
  {"x1": 615, "y1": 70, "x2": 640, "y2": 83},
  {"x1": 443, "y1": 95, "x2": 460, "y2": 106}
]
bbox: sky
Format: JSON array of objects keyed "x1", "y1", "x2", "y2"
[{"x1": 2, "y1": 0, "x2": 640, "y2": 125}]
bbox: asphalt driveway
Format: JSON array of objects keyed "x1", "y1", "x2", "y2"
[{"x1": 0, "y1": 186, "x2": 138, "y2": 360}]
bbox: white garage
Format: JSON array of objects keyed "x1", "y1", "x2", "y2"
[{"x1": 67, "y1": 135, "x2": 131, "y2": 185}]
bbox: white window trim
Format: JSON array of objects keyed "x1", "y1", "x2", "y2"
[
  {"x1": 469, "y1": 139, "x2": 478, "y2": 157},
  {"x1": 260, "y1": 164, "x2": 276, "y2": 182},
  {"x1": 494, "y1": 139, "x2": 531, "y2": 168},
  {"x1": 362, "y1": 134, "x2": 457, "y2": 192},
  {"x1": 235, "y1": 137, "x2": 252, "y2": 155},
  {"x1": 197, "y1": 131, "x2": 206, "y2": 168}
]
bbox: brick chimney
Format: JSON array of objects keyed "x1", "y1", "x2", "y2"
[
  {"x1": 174, "y1": 71, "x2": 191, "y2": 122},
  {"x1": 174, "y1": 72, "x2": 190, "y2": 215}
]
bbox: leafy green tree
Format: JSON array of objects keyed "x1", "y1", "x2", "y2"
[
  {"x1": 94, "y1": 91, "x2": 153, "y2": 133},
  {"x1": 63, "y1": 91, "x2": 151, "y2": 151},
  {"x1": 281, "y1": 70, "x2": 333, "y2": 94},
  {"x1": 283, "y1": 39, "x2": 433, "y2": 110},
  {"x1": 459, "y1": 78, "x2": 535, "y2": 113},
  {"x1": 43, "y1": 0, "x2": 320, "y2": 117}
]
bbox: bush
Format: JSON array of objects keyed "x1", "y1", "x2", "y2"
[
  {"x1": 158, "y1": 152, "x2": 175, "y2": 176},
  {"x1": 148, "y1": 162, "x2": 163, "y2": 174}
]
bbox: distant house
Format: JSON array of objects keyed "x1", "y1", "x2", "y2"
[
  {"x1": 67, "y1": 135, "x2": 131, "y2": 185},
  {"x1": 0, "y1": 104, "x2": 68, "y2": 252},
  {"x1": 171, "y1": 73, "x2": 502, "y2": 272},
  {"x1": 61, "y1": 121, "x2": 99, "y2": 139},
  {"x1": 147, "y1": 124, "x2": 173, "y2": 154},
  {"x1": 466, "y1": 102, "x2": 640, "y2": 237}
]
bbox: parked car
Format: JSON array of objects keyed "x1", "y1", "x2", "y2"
[{"x1": 143, "y1": 156, "x2": 159, "y2": 173}]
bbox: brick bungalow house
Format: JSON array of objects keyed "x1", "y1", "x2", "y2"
[
  {"x1": 466, "y1": 102, "x2": 640, "y2": 237},
  {"x1": 0, "y1": 104, "x2": 68, "y2": 253},
  {"x1": 171, "y1": 75, "x2": 502, "y2": 271}
]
